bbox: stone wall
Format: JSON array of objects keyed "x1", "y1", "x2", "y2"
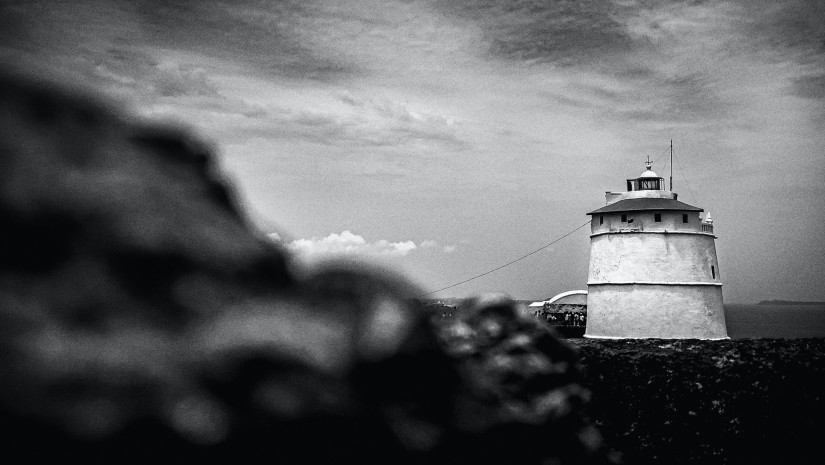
[{"x1": 573, "y1": 338, "x2": 825, "y2": 465}]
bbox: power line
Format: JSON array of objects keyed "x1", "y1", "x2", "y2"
[
  {"x1": 673, "y1": 152, "x2": 699, "y2": 205},
  {"x1": 649, "y1": 145, "x2": 672, "y2": 168},
  {"x1": 420, "y1": 143, "x2": 698, "y2": 298},
  {"x1": 419, "y1": 219, "x2": 592, "y2": 297}
]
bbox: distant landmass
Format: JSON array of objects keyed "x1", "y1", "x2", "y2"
[{"x1": 757, "y1": 300, "x2": 825, "y2": 306}]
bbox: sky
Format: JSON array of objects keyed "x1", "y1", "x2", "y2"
[{"x1": 2, "y1": 0, "x2": 823, "y2": 303}]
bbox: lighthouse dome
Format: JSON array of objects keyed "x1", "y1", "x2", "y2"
[{"x1": 638, "y1": 158, "x2": 659, "y2": 178}]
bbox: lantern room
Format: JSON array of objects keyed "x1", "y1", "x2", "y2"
[{"x1": 626, "y1": 158, "x2": 665, "y2": 192}]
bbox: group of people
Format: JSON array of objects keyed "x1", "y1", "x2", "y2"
[{"x1": 534, "y1": 310, "x2": 587, "y2": 327}]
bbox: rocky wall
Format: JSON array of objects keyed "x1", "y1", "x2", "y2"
[{"x1": 573, "y1": 338, "x2": 825, "y2": 465}]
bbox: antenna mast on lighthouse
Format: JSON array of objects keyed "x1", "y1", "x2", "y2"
[{"x1": 670, "y1": 139, "x2": 673, "y2": 191}]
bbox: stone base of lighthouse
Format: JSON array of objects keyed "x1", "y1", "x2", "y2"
[{"x1": 585, "y1": 284, "x2": 728, "y2": 339}]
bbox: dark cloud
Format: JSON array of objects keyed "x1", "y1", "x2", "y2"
[
  {"x1": 540, "y1": 70, "x2": 725, "y2": 126},
  {"x1": 0, "y1": 0, "x2": 357, "y2": 83},
  {"x1": 791, "y1": 74, "x2": 825, "y2": 100},
  {"x1": 654, "y1": 73, "x2": 725, "y2": 122},
  {"x1": 0, "y1": 3, "x2": 37, "y2": 50},
  {"x1": 432, "y1": 0, "x2": 636, "y2": 65},
  {"x1": 132, "y1": 0, "x2": 358, "y2": 81},
  {"x1": 92, "y1": 47, "x2": 221, "y2": 98},
  {"x1": 742, "y1": 0, "x2": 825, "y2": 55},
  {"x1": 215, "y1": 101, "x2": 465, "y2": 150}
]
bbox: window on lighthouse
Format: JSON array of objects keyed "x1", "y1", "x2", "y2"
[
  {"x1": 639, "y1": 178, "x2": 660, "y2": 190},
  {"x1": 654, "y1": 213, "x2": 661, "y2": 222},
  {"x1": 621, "y1": 214, "x2": 627, "y2": 222}
]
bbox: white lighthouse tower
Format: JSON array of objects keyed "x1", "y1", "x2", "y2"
[{"x1": 584, "y1": 158, "x2": 727, "y2": 339}]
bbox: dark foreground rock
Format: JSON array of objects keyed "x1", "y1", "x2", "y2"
[
  {"x1": 572, "y1": 338, "x2": 825, "y2": 465},
  {"x1": 434, "y1": 295, "x2": 614, "y2": 465},
  {"x1": 0, "y1": 70, "x2": 608, "y2": 464}
]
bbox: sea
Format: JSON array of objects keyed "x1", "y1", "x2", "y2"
[{"x1": 724, "y1": 303, "x2": 825, "y2": 339}]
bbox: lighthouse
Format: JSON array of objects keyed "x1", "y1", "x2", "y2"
[{"x1": 584, "y1": 158, "x2": 727, "y2": 339}]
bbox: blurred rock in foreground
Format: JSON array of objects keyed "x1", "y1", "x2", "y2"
[
  {"x1": 434, "y1": 294, "x2": 611, "y2": 465},
  {"x1": 0, "y1": 71, "x2": 609, "y2": 464}
]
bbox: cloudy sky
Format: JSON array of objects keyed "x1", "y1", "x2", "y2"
[{"x1": 2, "y1": 0, "x2": 823, "y2": 303}]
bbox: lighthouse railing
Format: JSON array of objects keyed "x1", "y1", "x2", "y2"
[{"x1": 702, "y1": 224, "x2": 714, "y2": 233}]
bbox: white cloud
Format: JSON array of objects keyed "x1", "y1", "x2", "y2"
[
  {"x1": 280, "y1": 231, "x2": 457, "y2": 258},
  {"x1": 419, "y1": 240, "x2": 456, "y2": 253},
  {"x1": 285, "y1": 230, "x2": 418, "y2": 257}
]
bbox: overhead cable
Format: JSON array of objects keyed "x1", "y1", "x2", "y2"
[{"x1": 419, "y1": 219, "x2": 592, "y2": 297}]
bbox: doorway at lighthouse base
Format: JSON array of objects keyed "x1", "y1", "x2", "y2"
[{"x1": 585, "y1": 284, "x2": 727, "y2": 339}]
